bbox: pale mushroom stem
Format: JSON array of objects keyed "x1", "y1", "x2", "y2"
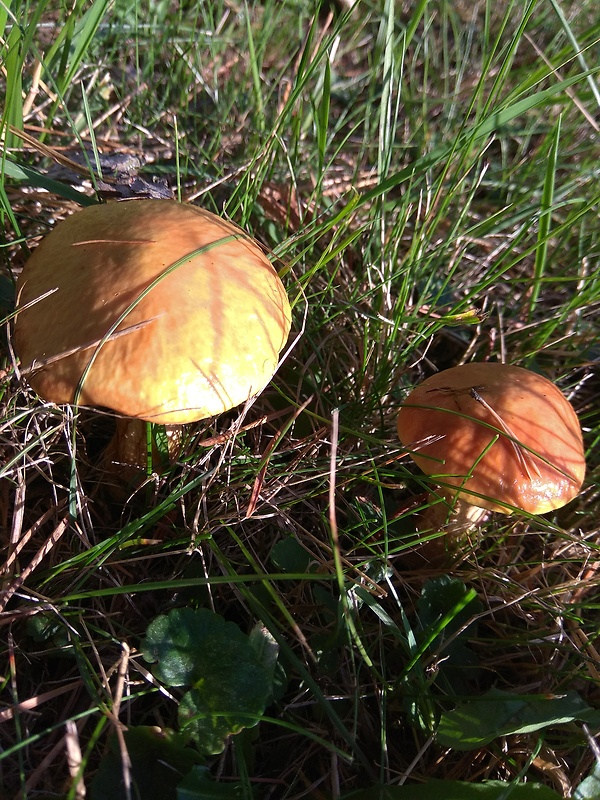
[
  {"x1": 420, "y1": 489, "x2": 489, "y2": 535},
  {"x1": 107, "y1": 417, "x2": 150, "y2": 469},
  {"x1": 409, "y1": 489, "x2": 490, "y2": 565},
  {"x1": 417, "y1": 397, "x2": 538, "y2": 542},
  {"x1": 102, "y1": 417, "x2": 182, "y2": 475}
]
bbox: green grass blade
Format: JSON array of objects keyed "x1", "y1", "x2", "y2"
[
  {"x1": 244, "y1": 0, "x2": 265, "y2": 133},
  {"x1": 529, "y1": 114, "x2": 562, "y2": 319},
  {"x1": 316, "y1": 56, "x2": 331, "y2": 179},
  {"x1": 2, "y1": 158, "x2": 98, "y2": 206},
  {"x1": 360, "y1": 66, "x2": 599, "y2": 206},
  {"x1": 3, "y1": 158, "x2": 98, "y2": 206},
  {"x1": 547, "y1": 0, "x2": 600, "y2": 108}
]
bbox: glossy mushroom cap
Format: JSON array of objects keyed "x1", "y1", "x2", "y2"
[
  {"x1": 14, "y1": 200, "x2": 292, "y2": 425},
  {"x1": 397, "y1": 363, "x2": 585, "y2": 515}
]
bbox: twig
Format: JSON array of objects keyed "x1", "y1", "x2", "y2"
[
  {"x1": 20, "y1": 316, "x2": 163, "y2": 376},
  {"x1": 0, "y1": 517, "x2": 69, "y2": 612}
]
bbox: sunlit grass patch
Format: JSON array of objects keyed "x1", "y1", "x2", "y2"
[{"x1": 1, "y1": 0, "x2": 599, "y2": 797}]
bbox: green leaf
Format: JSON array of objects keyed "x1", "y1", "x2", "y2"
[
  {"x1": 177, "y1": 765, "x2": 246, "y2": 799},
  {"x1": 574, "y1": 760, "x2": 600, "y2": 800},
  {"x1": 270, "y1": 537, "x2": 312, "y2": 573},
  {"x1": 2, "y1": 157, "x2": 98, "y2": 206},
  {"x1": 90, "y1": 726, "x2": 201, "y2": 800},
  {"x1": 248, "y1": 622, "x2": 280, "y2": 691},
  {"x1": 417, "y1": 576, "x2": 482, "y2": 636},
  {"x1": 142, "y1": 608, "x2": 272, "y2": 754},
  {"x1": 437, "y1": 689, "x2": 600, "y2": 750},
  {"x1": 415, "y1": 576, "x2": 482, "y2": 694},
  {"x1": 342, "y1": 780, "x2": 562, "y2": 800},
  {"x1": 177, "y1": 687, "x2": 263, "y2": 755}
]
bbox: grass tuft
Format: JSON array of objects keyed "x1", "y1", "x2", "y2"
[{"x1": 1, "y1": 0, "x2": 599, "y2": 797}]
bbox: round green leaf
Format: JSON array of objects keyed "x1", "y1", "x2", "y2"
[
  {"x1": 178, "y1": 679, "x2": 267, "y2": 755},
  {"x1": 342, "y1": 781, "x2": 563, "y2": 800},
  {"x1": 90, "y1": 726, "x2": 200, "y2": 800},
  {"x1": 142, "y1": 607, "x2": 272, "y2": 754},
  {"x1": 142, "y1": 608, "x2": 260, "y2": 687}
]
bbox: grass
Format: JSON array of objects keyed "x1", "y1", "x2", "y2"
[{"x1": 1, "y1": 0, "x2": 600, "y2": 797}]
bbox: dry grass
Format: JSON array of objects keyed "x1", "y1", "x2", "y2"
[{"x1": 1, "y1": 1, "x2": 600, "y2": 797}]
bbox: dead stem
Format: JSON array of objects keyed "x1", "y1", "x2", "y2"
[{"x1": 20, "y1": 316, "x2": 162, "y2": 376}]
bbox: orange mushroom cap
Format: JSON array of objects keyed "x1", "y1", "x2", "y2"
[
  {"x1": 397, "y1": 362, "x2": 585, "y2": 514},
  {"x1": 14, "y1": 200, "x2": 292, "y2": 425}
]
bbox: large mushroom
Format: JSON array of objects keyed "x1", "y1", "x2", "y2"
[
  {"x1": 397, "y1": 362, "x2": 586, "y2": 535},
  {"x1": 13, "y1": 199, "x2": 292, "y2": 471}
]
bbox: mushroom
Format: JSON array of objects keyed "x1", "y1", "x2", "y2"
[
  {"x1": 397, "y1": 362, "x2": 586, "y2": 537},
  {"x1": 13, "y1": 199, "x2": 292, "y2": 472}
]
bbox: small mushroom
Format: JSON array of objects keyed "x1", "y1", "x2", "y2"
[
  {"x1": 14, "y1": 199, "x2": 292, "y2": 472},
  {"x1": 397, "y1": 362, "x2": 586, "y2": 536}
]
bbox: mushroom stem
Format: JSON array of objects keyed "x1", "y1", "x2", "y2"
[
  {"x1": 102, "y1": 417, "x2": 183, "y2": 475},
  {"x1": 105, "y1": 417, "x2": 150, "y2": 471},
  {"x1": 422, "y1": 489, "x2": 490, "y2": 533},
  {"x1": 408, "y1": 489, "x2": 489, "y2": 565}
]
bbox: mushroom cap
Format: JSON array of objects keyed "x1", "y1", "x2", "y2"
[
  {"x1": 14, "y1": 200, "x2": 292, "y2": 424},
  {"x1": 397, "y1": 362, "x2": 585, "y2": 514}
]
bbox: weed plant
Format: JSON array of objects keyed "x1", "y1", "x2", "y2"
[{"x1": 1, "y1": 0, "x2": 599, "y2": 797}]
